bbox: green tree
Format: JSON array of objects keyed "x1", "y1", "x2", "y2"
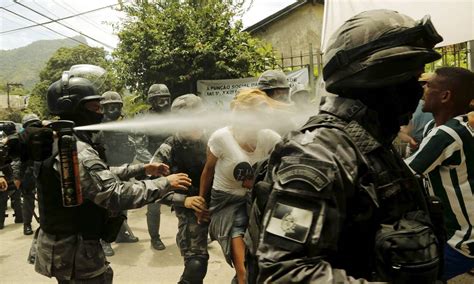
[
  {"x1": 27, "y1": 45, "x2": 121, "y2": 118},
  {"x1": 113, "y1": 0, "x2": 276, "y2": 98}
]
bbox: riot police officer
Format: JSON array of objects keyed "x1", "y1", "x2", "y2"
[
  {"x1": 97, "y1": 91, "x2": 139, "y2": 256},
  {"x1": 15, "y1": 114, "x2": 42, "y2": 235},
  {"x1": 248, "y1": 10, "x2": 445, "y2": 283},
  {"x1": 0, "y1": 121, "x2": 23, "y2": 229},
  {"x1": 257, "y1": 70, "x2": 290, "y2": 103},
  {"x1": 31, "y1": 65, "x2": 191, "y2": 283},
  {"x1": 134, "y1": 83, "x2": 172, "y2": 250},
  {"x1": 151, "y1": 94, "x2": 209, "y2": 284}
]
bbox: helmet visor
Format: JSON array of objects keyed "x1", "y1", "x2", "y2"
[{"x1": 69, "y1": 64, "x2": 107, "y2": 90}]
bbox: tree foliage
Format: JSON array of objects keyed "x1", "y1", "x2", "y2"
[
  {"x1": 27, "y1": 45, "x2": 121, "y2": 118},
  {"x1": 113, "y1": 0, "x2": 276, "y2": 98}
]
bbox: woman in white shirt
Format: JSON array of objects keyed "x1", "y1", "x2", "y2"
[{"x1": 199, "y1": 89, "x2": 287, "y2": 284}]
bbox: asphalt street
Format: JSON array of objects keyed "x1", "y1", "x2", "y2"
[
  {"x1": 0, "y1": 203, "x2": 472, "y2": 283},
  {"x1": 0, "y1": 205, "x2": 234, "y2": 283}
]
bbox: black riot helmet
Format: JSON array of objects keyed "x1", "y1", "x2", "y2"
[
  {"x1": 323, "y1": 10, "x2": 443, "y2": 143},
  {"x1": 47, "y1": 64, "x2": 106, "y2": 126},
  {"x1": 323, "y1": 10, "x2": 442, "y2": 94},
  {"x1": 0, "y1": 121, "x2": 17, "y2": 135}
]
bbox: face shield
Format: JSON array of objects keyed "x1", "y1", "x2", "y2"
[{"x1": 67, "y1": 64, "x2": 107, "y2": 91}]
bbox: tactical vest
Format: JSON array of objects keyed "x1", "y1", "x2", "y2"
[
  {"x1": 37, "y1": 154, "x2": 107, "y2": 239},
  {"x1": 102, "y1": 131, "x2": 135, "y2": 166},
  {"x1": 148, "y1": 134, "x2": 167, "y2": 155},
  {"x1": 247, "y1": 112, "x2": 441, "y2": 283},
  {"x1": 170, "y1": 137, "x2": 206, "y2": 196}
]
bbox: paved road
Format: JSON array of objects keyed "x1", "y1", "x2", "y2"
[
  {"x1": 0, "y1": 205, "x2": 234, "y2": 283},
  {"x1": 1, "y1": 204, "x2": 472, "y2": 283}
]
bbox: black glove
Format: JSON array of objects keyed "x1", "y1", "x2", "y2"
[{"x1": 18, "y1": 127, "x2": 54, "y2": 161}]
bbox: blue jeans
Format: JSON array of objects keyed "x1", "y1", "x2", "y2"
[{"x1": 444, "y1": 244, "x2": 474, "y2": 280}]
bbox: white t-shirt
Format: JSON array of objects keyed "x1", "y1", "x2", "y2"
[{"x1": 208, "y1": 126, "x2": 281, "y2": 196}]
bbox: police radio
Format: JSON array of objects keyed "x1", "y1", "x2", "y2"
[{"x1": 51, "y1": 120, "x2": 83, "y2": 207}]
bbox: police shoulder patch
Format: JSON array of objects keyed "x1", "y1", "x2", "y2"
[
  {"x1": 266, "y1": 202, "x2": 313, "y2": 243},
  {"x1": 82, "y1": 158, "x2": 108, "y2": 171},
  {"x1": 277, "y1": 164, "x2": 329, "y2": 191}
]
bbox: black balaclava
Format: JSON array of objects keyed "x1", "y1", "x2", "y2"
[
  {"x1": 103, "y1": 103, "x2": 122, "y2": 121},
  {"x1": 150, "y1": 96, "x2": 171, "y2": 113},
  {"x1": 351, "y1": 77, "x2": 423, "y2": 144},
  {"x1": 62, "y1": 107, "x2": 103, "y2": 128}
]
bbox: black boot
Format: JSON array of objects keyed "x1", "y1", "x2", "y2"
[
  {"x1": 100, "y1": 240, "x2": 115, "y2": 257},
  {"x1": 24, "y1": 223, "x2": 33, "y2": 235},
  {"x1": 115, "y1": 221, "x2": 139, "y2": 243},
  {"x1": 151, "y1": 237, "x2": 166, "y2": 250}
]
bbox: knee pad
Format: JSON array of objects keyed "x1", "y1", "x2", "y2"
[{"x1": 181, "y1": 257, "x2": 208, "y2": 283}]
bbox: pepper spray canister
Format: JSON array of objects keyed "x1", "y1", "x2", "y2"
[{"x1": 52, "y1": 120, "x2": 83, "y2": 207}]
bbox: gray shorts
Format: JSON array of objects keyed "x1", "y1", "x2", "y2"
[{"x1": 230, "y1": 206, "x2": 248, "y2": 238}]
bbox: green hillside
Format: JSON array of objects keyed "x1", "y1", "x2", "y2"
[{"x1": 0, "y1": 36, "x2": 87, "y2": 89}]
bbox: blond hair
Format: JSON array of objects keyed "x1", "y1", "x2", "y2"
[{"x1": 230, "y1": 88, "x2": 289, "y2": 112}]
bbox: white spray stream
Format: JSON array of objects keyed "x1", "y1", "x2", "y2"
[{"x1": 74, "y1": 109, "x2": 318, "y2": 136}]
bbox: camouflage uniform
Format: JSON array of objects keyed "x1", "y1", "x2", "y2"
[
  {"x1": 34, "y1": 139, "x2": 172, "y2": 281},
  {"x1": 247, "y1": 10, "x2": 444, "y2": 283},
  {"x1": 134, "y1": 84, "x2": 172, "y2": 250},
  {"x1": 96, "y1": 91, "x2": 138, "y2": 251},
  {"x1": 0, "y1": 162, "x2": 23, "y2": 226},
  {"x1": 152, "y1": 135, "x2": 208, "y2": 257},
  {"x1": 151, "y1": 94, "x2": 209, "y2": 284}
]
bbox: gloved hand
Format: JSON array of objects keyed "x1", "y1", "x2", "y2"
[{"x1": 19, "y1": 127, "x2": 54, "y2": 161}]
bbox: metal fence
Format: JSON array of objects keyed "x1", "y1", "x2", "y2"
[
  {"x1": 427, "y1": 42, "x2": 470, "y2": 70},
  {"x1": 271, "y1": 41, "x2": 470, "y2": 76}
]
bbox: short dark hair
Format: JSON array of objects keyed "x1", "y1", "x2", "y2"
[{"x1": 435, "y1": 67, "x2": 474, "y2": 108}]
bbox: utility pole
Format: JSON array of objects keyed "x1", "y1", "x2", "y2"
[{"x1": 6, "y1": 83, "x2": 23, "y2": 109}]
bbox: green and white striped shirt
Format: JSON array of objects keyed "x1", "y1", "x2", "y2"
[{"x1": 406, "y1": 115, "x2": 474, "y2": 258}]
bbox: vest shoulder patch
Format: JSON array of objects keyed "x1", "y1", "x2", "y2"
[{"x1": 277, "y1": 164, "x2": 330, "y2": 191}]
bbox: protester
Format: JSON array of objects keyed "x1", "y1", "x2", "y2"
[
  {"x1": 247, "y1": 10, "x2": 444, "y2": 283},
  {"x1": 398, "y1": 72, "x2": 435, "y2": 156},
  {"x1": 199, "y1": 88, "x2": 284, "y2": 284},
  {"x1": 406, "y1": 67, "x2": 474, "y2": 280}
]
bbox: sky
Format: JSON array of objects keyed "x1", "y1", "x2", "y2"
[{"x1": 0, "y1": 0, "x2": 296, "y2": 51}]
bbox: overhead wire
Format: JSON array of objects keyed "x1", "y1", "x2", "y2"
[
  {"x1": 1, "y1": 6, "x2": 88, "y2": 47},
  {"x1": 1, "y1": 3, "x2": 120, "y2": 34},
  {"x1": 1, "y1": 15, "x2": 56, "y2": 39},
  {"x1": 13, "y1": 0, "x2": 115, "y2": 50},
  {"x1": 53, "y1": 0, "x2": 111, "y2": 34}
]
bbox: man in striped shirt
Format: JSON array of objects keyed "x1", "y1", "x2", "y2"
[{"x1": 406, "y1": 67, "x2": 474, "y2": 280}]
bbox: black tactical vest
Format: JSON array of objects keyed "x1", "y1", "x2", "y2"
[
  {"x1": 170, "y1": 137, "x2": 207, "y2": 196},
  {"x1": 37, "y1": 154, "x2": 107, "y2": 239},
  {"x1": 102, "y1": 131, "x2": 135, "y2": 166}
]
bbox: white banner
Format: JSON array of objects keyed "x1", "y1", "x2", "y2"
[
  {"x1": 197, "y1": 68, "x2": 309, "y2": 109},
  {"x1": 321, "y1": 0, "x2": 474, "y2": 51}
]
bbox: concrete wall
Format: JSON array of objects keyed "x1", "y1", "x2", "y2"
[{"x1": 251, "y1": 3, "x2": 324, "y2": 66}]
